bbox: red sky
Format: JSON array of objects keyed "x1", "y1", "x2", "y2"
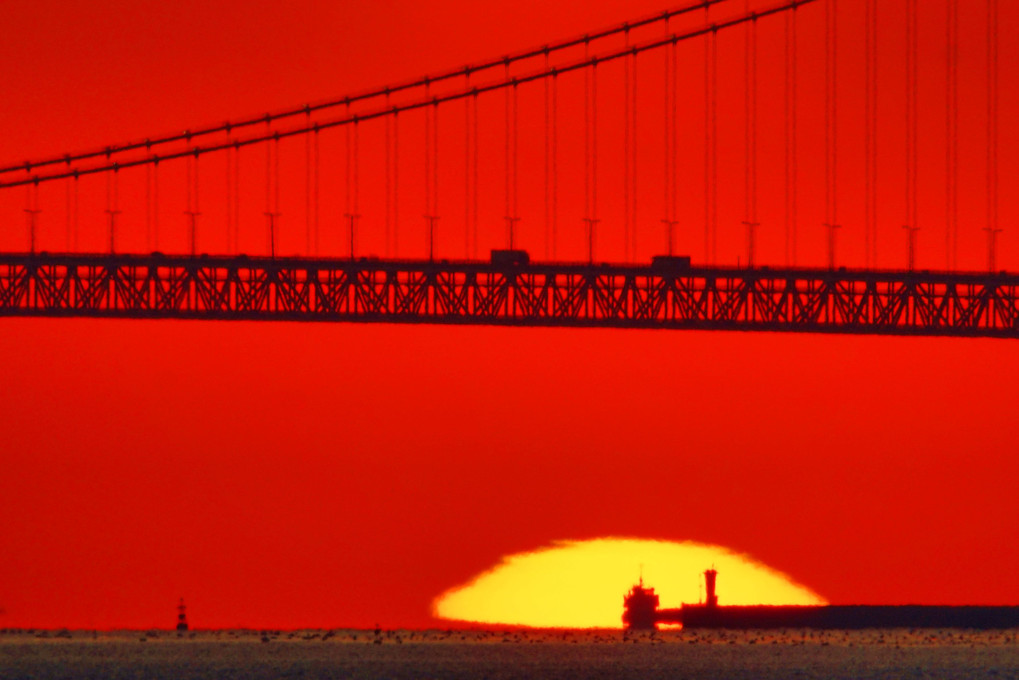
[{"x1": 1, "y1": 0, "x2": 1017, "y2": 630}]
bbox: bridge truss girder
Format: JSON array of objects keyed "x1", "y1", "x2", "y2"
[{"x1": 1, "y1": 254, "x2": 1016, "y2": 338}]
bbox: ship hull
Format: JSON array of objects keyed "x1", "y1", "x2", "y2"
[{"x1": 680, "y1": 605, "x2": 1019, "y2": 630}]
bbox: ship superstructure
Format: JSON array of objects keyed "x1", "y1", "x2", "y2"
[{"x1": 621, "y1": 577, "x2": 660, "y2": 630}]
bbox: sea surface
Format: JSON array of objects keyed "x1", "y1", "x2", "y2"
[{"x1": 2, "y1": 628, "x2": 1018, "y2": 679}]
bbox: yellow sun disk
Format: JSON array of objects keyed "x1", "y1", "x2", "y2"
[{"x1": 433, "y1": 538, "x2": 826, "y2": 629}]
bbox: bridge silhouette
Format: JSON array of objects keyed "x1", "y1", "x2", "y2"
[{"x1": 1, "y1": 0, "x2": 1014, "y2": 337}]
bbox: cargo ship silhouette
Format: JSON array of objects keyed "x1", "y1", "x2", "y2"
[{"x1": 623, "y1": 569, "x2": 1019, "y2": 630}]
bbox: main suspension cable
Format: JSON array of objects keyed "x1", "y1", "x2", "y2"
[
  {"x1": 1, "y1": 0, "x2": 730, "y2": 177},
  {"x1": 5, "y1": 0, "x2": 816, "y2": 190}
]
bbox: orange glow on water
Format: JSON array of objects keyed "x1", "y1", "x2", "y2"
[{"x1": 434, "y1": 538, "x2": 826, "y2": 629}]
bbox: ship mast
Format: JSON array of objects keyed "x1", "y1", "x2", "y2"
[{"x1": 176, "y1": 597, "x2": 189, "y2": 632}]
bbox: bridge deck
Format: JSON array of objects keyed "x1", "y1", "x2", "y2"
[{"x1": 1, "y1": 253, "x2": 1016, "y2": 338}]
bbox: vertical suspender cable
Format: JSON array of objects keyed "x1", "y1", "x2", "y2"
[
  {"x1": 624, "y1": 29, "x2": 631, "y2": 261},
  {"x1": 25, "y1": 183, "x2": 39, "y2": 254},
  {"x1": 945, "y1": 0, "x2": 952, "y2": 268},
  {"x1": 705, "y1": 11, "x2": 712, "y2": 263},
  {"x1": 552, "y1": 70, "x2": 559, "y2": 259},
  {"x1": 346, "y1": 108, "x2": 354, "y2": 258},
  {"x1": 23, "y1": 185, "x2": 29, "y2": 253},
  {"x1": 865, "y1": 0, "x2": 874, "y2": 267},
  {"x1": 824, "y1": 0, "x2": 838, "y2": 268},
  {"x1": 425, "y1": 86, "x2": 433, "y2": 259},
  {"x1": 66, "y1": 175, "x2": 73, "y2": 251},
  {"x1": 466, "y1": 71, "x2": 472, "y2": 258},
  {"x1": 269, "y1": 134, "x2": 281, "y2": 258},
  {"x1": 911, "y1": 0, "x2": 921, "y2": 273},
  {"x1": 106, "y1": 165, "x2": 120, "y2": 254},
  {"x1": 906, "y1": 0, "x2": 918, "y2": 256},
  {"x1": 106, "y1": 168, "x2": 113, "y2": 253},
  {"x1": 197, "y1": 152, "x2": 202, "y2": 254},
  {"x1": 504, "y1": 62, "x2": 512, "y2": 248},
  {"x1": 745, "y1": 1, "x2": 752, "y2": 264},
  {"x1": 226, "y1": 143, "x2": 233, "y2": 253},
  {"x1": 354, "y1": 119, "x2": 361, "y2": 258},
  {"x1": 664, "y1": 18, "x2": 672, "y2": 254},
  {"x1": 832, "y1": 0, "x2": 838, "y2": 238},
  {"x1": 152, "y1": 162, "x2": 158, "y2": 252},
  {"x1": 584, "y1": 39, "x2": 592, "y2": 261},
  {"x1": 868, "y1": 0, "x2": 877, "y2": 267},
  {"x1": 73, "y1": 173, "x2": 80, "y2": 252},
  {"x1": 546, "y1": 50, "x2": 553, "y2": 260},
  {"x1": 265, "y1": 122, "x2": 273, "y2": 256},
  {"x1": 233, "y1": 146, "x2": 240, "y2": 254},
  {"x1": 591, "y1": 58, "x2": 598, "y2": 263},
  {"x1": 945, "y1": 0, "x2": 958, "y2": 270},
  {"x1": 902, "y1": 0, "x2": 919, "y2": 269},
  {"x1": 751, "y1": 13, "x2": 758, "y2": 265},
  {"x1": 711, "y1": 25, "x2": 719, "y2": 263},
  {"x1": 113, "y1": 166, "x2": 120, "y2": 253},
  {"x1": 313, "y1": 129, "x2": 320, "y2": 256},
  {"x1": 791, "y1": 6, "x2": 800, "y2": 266},
  {"x1": 391, "y1": 112, "x2": 399, "y2": 257},
  {"x1": 513, "y1": 80, "x2": 519, "y2": 248},
  {"x1": 627, "y1": 43, "x2": 635, "y2": 260},
  {"x1": 668, "y1": 33, "x2": 676, "y2": 253},
  {"x1": 824, "y1": 0, "x2": 831, "y2": 263},
  {"x1": 193, "y1": 152, "x2": 200, "y2": 255},
  {"x1": 992, "y1": 0, "x2": 999, "y2": 249},
  {"x1": 31, "y1": 183, "x2": 37, "y2": 254},
  {"x1": 582, "y1": 43, "x2": 599, "y2": 264},
  {"x1": 432, "y1": 101, "x2": 439, "y2": 259},
  {"x1": 35, "y1": 182, "x2": 40, "y2": 253},
  {"x1": 473, "y1": 92, "x2": 480, "y2": 259},
  {"x1": 823, "y1": 0, "x2": 831, "y2": 248},
  {"x1": 992, "y1": 0, "x2": 999, "y2": 269},
  {"x1": 343, "y1": 109, "x2": 360, "y2": 259},
  {"x1": 986, "y1": 0, "x2": 999, "y2": 271},
  {"x1": 424, "y1": 86, "x2": 438, "y2": 261},
  {"x1": 915, "y1": 0, "x2": 920, "y2": 252},
  {"x1": 385, "y1": 94, "x2": 392, "y2": 257},
  {"x1": 306, "y1": 112, "x2": 312, "y2": 255},
  {"x1": 225, "y1": 150, "x2": 231, "y2": 253},
  {"x1": 744, "y1": 3, "x2": 759, "y2": 266},
  {"x1": 273, "y1": 135, "x2": 281, "y2": 258},
  {"x1": 784, "y1": 9, "x2": 792, "y2": 266},
  {"x1": 186, "y1": 154, "x2": 193, "y2": 254},
  {"x1": 146, "y1": 161, "x2": 153, "y2": 252}
]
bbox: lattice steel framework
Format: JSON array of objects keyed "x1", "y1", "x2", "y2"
[{"x1": 1, "y1": 253, "x2": 1016, "y2": 338}]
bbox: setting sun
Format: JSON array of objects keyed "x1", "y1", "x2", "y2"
[{"x1": 433, "y1": 538, "x2": 826, "y2": 628}]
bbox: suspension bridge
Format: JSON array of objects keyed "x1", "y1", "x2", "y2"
[{"x1": 1, "y1": 0, "x2": 1014, "y2": 337}]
